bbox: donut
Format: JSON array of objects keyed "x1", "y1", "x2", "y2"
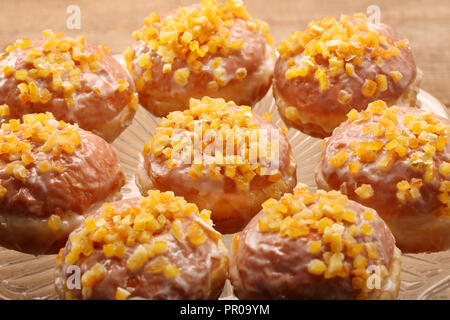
[
  {"x1": 315, "y1": 100, "x2": 450, "y2": 253},
  {"x1": 136, "y1": 96, "x2": 297, "y2": 234},
  {"x1": 0, "y1": 30, "x2": 138, "y2": 143},
  {"x1": 124, "y1": 0, "x2": 275, "y2": 117},
  {"x1": 273, "y1": 13, "x2": 420, "y2": 138},
  {"x1": 0, "y1": 112, "x2": 125, "y2": 255},
  {"x1": 55, "y1": 190, "x2": 229, "y2": 300},
  {"x1": 229, "y1": 183, "x2": 401, "y2": 300}
]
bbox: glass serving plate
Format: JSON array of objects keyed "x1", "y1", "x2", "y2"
[{"x1": 0, "y1": 81, "x2": 448, "y2": 299}]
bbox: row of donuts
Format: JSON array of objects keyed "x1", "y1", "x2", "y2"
[
  {"x1": 0, "y1": 0, "x2": 447, "y2": 300},
  {"x1": 0, "y1": 1, "x2": 418, "y2": 139}
]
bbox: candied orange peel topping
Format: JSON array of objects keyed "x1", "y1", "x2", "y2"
[
  {"x1": 278, "y1": 14, "x2": 408, "y2": 100},
  {"x1": 63, "y1": 190, "x2": 220, "y2": 298},
  {"x1": 257, "y1": 183, "x2": 387, "y2": 296},
  {"x1": 0, "y1": 112, "x2": 80, "y2": 183},
  {"x1": 0, "y1": 30, "x2": 133, "y2": 109},
  {"x1": 127, "y1": 0, "x2": 273, "y2": 87},
  {"x1": 143, "y1": 96, "x2": 284, "y2": 190},
  {"x1": 336, "y1": 100, "x2": 450, "y2": 217}
]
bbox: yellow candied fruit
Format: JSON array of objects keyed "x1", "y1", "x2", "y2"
[
  {"x1": 348, "y1": 224, "x2": 359, "y2": 237},
  {"x1": 391, "y1": 71, "x2": 403, "y2": 82},
  {"x1": 325, "y1": 253, "x2": 344, "y2": 278},
  {"x1": 354, "y1": 184, "x2": 374, "y2": 199},
  {"x1": 439, "y1": 162, "x2": 450, "y2": 177},
  {"x1": 0, "y1": 104, "x2": 10, "y2": 116},
  {"x1": 285, "y1": 66, "x2": 309, "y2": 80},
  {"x1": 9, "y1": 119, "x2": 20, "y2": 131},
  {"x1": 186, "y1": 222, "x2": 207, "y2": 246},
  {"x1": 376, "y1": 74, "x2": 388, "y2": 92},
  {"x1": 127, "y1": 245, "x2": 149, "y2": 271},
  {"x1": 315, "y1": 67, "x2": 329, "y2": 91},
  {"x1": 363, "y1": 210, "x2": 375, "y2": 221},
  {"x1": 342, "y1": 210, "x2": 356, "y2": 223},
  {"x1": 137, "y1": 54, "x2": 151, "y2": 68},
  {"x1": 173, "y1": 68, "x2": 190, "y2": 86},
  {"x1": 425, "y1": 164, "x2": 435, "y2": 183},
  {"x1": 308, "y1": 240, "x2": 322, "y2": 254},
  {"x1": 2, "y1": 65, "x2": 14, "y2": 77},
  {"x1": 317, "y1": 217, "x2": 334, "y2": 233},
  {"x1": 345, "y1": 63, "x2": 355, "y2": 76},
  {"x1": 117, "y1": 79, "x2": 129, "y2": 92},
  {"x1": 328, "y1": 149, "x2": 348, "y2": 167},
  {"x1": 103, "y1": 242, "x2": 125, "y2": 259},
  {"x1": 115, "y1": 287, "x2": 131, "y2": 300},
  {"x1": 235, "y1": 67, "x2": 247, "y2": 80},
  {"x1": 353, "y1": 255, "x2": 367, "y2": 270},
  {"x1": 337, "y1": 90, "x2": 352, "y2": 105},
  {"x1": 396, "y1": 178, "x2": 422, "y2": 201},
  {"x1": 280, "y1": 217, "x2": 310, "y2": 238},
  {"x1": 365, "y1": 243, "x2": 378, "y2": 259},
  {"x1": 437, "y1": 192, "x2": 449, "y2": 205},
  {"x1": 346, "y1": 109, "x2": 359, "y2": 121},
  {"x1": 38, "y1": 160, "x2": 52, "y2": 173},
  {"x1": 348, "y1": 161, "x2": 361, "y2": 175},
  {"x1": 81, "y1": 263, "x2": 105, "y2": 287},
  {"x1": 307, "y1": 259, "x2": 327, "y2": 275},
  {"x1": 169, "y1": 219, "x2": 183, "y2": 243},
  {"x1": 164, "y1": 264, "x2": 180, "y2": 278},
  {"x1": 395, "y1": 39, "x2": 409, "y2": 49},
  {"x1": 15, "y1": 69, "x2": 28, "y2": 81},
  {"x1": 397, "y1": 180, "x2": 410, "y2": 192},
  {"x1": 285, "y1": 106, "x2": 300, "y2": 120},
  {"x1": 347, "y1": 243, "x2": 364, "y2": 257},
  {"x1": 360, "y1": 223, "x2": 373, "y2": 236},
  {"x1": 362, "y1": 79, "x2": 377, "y2": 97},
  {"x1": 377, "y1": 152, "x2": 395, "y2": 170},
  {"x1": 211, "y1": 58, "x2": 222, "y2": 69},
  {"x1": 149, "y1": 241, "x2": 167, "y2": 256},
  {"x1": 48, "y1": 214, "x2": 61, "y2": 230},
  {"x1": 162, "y1": 64, "x2": 172, "y2": 74},
  {"x1": 0, "y1": 185, "x2": 6, "y2": 198},
  {"x1": 367, "y1": 100, "x2": 387, "y2": 115},
  {"x1": 207, "y1": 81, "x2": 219, "y2": 91}
]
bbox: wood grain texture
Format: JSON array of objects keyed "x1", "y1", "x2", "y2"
[{"x1": 0, "y1": 0, "x2": 448, "y2": 107}]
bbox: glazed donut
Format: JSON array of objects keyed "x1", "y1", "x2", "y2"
[
  {"x1": 274, "y1": 13, "x2": 420, "y2": 138},
  {"x1": 55, "y1": 190, "x2": 229, "y2": 300},
  {"x1": 0, "y1": 112, "x2": 125, "y2": 255},
  {"x1": 125, "y1": 0, "x2": 275, "y2": 117},
  {"x1": 136, "y1": 97, "x2": 297, "y2": 234},
  {"x1": 315, "y1": 100, "x2": 450, "y2": 253},
  {"x1": 0, "y1": 30, "x2": 138, "y2": 143},
  {"x1": 229, "y1": 183, "x2": 401, "y2": 300}
]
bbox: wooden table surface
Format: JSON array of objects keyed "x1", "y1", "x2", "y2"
[{"x1": 0, "y1": 0, "x2": 448, "y2": 107}]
